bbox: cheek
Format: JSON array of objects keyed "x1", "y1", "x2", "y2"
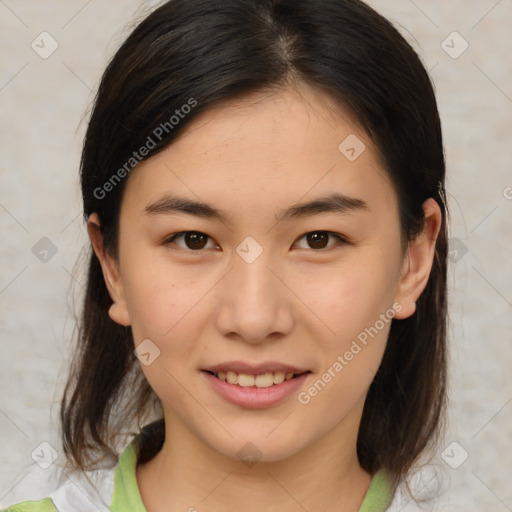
[
  {"x1": 121, "y1": 253, "x2": 207, "y2": 347},
  {"x1": 295, "y1": 263, "x2": 394, "y2": 428},
  {"x1": 123, "y1": 258, "x2": 209, "y2": 406},
  {"x1": 294, "y1": 255, "x2": 399, "y2": 346}
]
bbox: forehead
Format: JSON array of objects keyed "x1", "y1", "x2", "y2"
[
  {"x1": 122, "y1": 84, "x2": 396, "y2": 220},
  {"x1": 172, "y1": 84, "x2": 372, "y2": 166}
]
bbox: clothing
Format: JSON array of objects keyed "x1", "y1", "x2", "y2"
[{"x1": 2, "y1": 435, "x2": 392, "y2": 511}]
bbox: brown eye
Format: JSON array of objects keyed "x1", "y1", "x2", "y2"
[
  {"x1": 306, "y1": 232, "x2": 329, "y2": 249},
  {"x1": 294, "y1": 231, "x2": 348, "y2": 251},
  {"x1": 165, "y1": 231, "x2": 216, "y2": 251},
  {"x1": 184, "y1": 232, "x2": 208, "y2": 250}
]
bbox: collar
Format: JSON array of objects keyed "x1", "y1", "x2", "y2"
[{"x1": 110, "y1": 434, "x2": 392, "y2": 511}]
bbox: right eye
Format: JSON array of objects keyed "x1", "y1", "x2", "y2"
[{"x1": 163, "y1": 231, "x2": 219, "y2": 252}]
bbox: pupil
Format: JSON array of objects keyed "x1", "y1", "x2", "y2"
[{"x1": 307, "y1": 232, "x2": 328, "y2": 249}]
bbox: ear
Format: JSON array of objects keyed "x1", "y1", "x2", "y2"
[
  {"x1": 87, "y1": 213, "x2": 131, "y2": 326},
  {"x1": 394, "y1": 198, "x2": 442, "y2": 320}
]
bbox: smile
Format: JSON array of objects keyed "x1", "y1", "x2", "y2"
[
  {"x1": 206, "y1": 370, "x2": 308, "y2": 388},
  {"x1": 202, "y1": 369, "x2": 311, "y2": 408}
]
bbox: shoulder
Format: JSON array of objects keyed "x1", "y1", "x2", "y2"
[
  {"x1": 1, "y1": 498, "x2": 58, "y2": 512},
  {"x1": 2, "y1": 466, "x2": 116, "y2": 512},
  {"x1": 1, "y1": 464, "x2": 116, "y2": 512},
  {"x1": 1, "y1": 433, "x2": 145, "y2": 512}
]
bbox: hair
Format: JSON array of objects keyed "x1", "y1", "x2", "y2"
[{"x1": 60, "y1": 0, "x2": 448, "y2": 499}]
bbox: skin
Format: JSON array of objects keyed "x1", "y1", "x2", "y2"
[{"x1": 89, "y1": 82, "x2": 442, "y2": 512}]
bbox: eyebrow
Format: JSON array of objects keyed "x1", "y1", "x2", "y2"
[{"x1": 144, "y1": 192, "x2": 369, "y2": 223}]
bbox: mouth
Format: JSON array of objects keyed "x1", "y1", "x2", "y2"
[
  {"x1": 201, "y1": 367, "x2": 312, "y2": 408},
  {"x1": 203, "y1": 369, "x2": 311, "y2": 388}
]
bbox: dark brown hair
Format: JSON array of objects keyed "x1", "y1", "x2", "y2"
[{"x1": 61, "y1": 0, "x2": 448, "y2": 498}]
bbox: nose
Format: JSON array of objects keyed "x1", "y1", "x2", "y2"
[{"x1": 214, "y1": 251, "x2": 294, "y2": 344}]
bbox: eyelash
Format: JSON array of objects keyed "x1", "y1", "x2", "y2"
[{"x1": 163, "y1": 231, "x2": 350, "y2": 254}]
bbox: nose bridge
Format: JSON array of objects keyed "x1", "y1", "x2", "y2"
[
  {"x1": 214, "y1": 244, "x2": 293, "y2": 343},
  {"x1": 234, "y1": 249, "x2": 275, "y2": 303}
]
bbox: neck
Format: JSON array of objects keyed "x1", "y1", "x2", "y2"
[{"x1": 136, "y1": 407, "x2": 372, "y2": 512}]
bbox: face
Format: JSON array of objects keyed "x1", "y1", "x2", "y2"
[{"x1": 93, "y1": 83, "x2": 435, "y2": 465}]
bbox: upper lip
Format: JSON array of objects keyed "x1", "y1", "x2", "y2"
[{"x1": 202, "y1": 361, "x2": 310, "y2": 375}]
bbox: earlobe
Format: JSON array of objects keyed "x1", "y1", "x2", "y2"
[
  {"x1": 87, "y1": 213, "x2": 131, "y2": 327},
  {"x1": 393, "y1": 198, "x2": 442, "y2": 320},
  {"x1": 108, "y1": 302, "x2": 131, "y2": 327}
]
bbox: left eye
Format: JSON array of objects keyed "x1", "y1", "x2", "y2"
[
  {"x1": 294, "y1": 231, "x2": 347, "y2": 250},
  {"x1": 164, "y1": 230, "x2": 347, "y2": 252}
]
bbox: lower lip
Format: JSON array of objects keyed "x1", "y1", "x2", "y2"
[{"x1": 202, "y1": 371, "x2": 310, "y2": 409}]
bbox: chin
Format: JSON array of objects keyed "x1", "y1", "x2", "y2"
[{"x1": 200, "y1": 425, "x2": 309, "y2": 466}]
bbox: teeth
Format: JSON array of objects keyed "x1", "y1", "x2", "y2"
[
  {"x1": 255, "y1": 372, "x2": 274, "y2": 387},
  {"x1": 273, "y1": 371, "x2": 285, "y2": 384},
  {"x1": 226, "y1": 371, "x2": 238, "y2": 384},
  {"x1": 214, "y1": 370, "x2": 302, "y2": 388},
  {"x1": 238, "y1": 374, "x2": 255, "y2": 387}
]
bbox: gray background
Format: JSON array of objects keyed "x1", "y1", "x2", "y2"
[{"x1": 1, "y1": 0, "x2": 511, "y2": 510}]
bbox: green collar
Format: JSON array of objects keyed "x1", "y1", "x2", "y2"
[
  {"x1": 110, "y1": 436, "x2": 146, "y2": 511},
  {"x1": 111, "y1": 436, "x2": 392, "y2": 511},
  {"x1": 358, "y1": 469, "x2": 392, "y2": 511}
]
